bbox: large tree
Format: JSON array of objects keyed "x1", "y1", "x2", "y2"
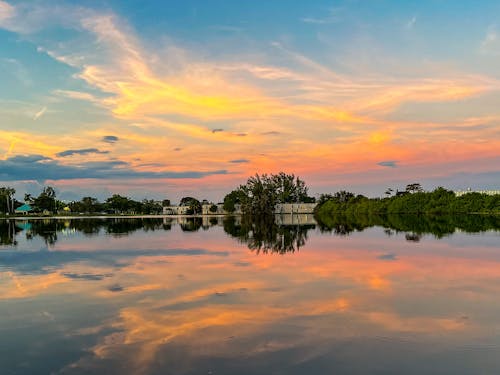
[
  {"x1": 0, "y1": 187, "x2": 16, "y2": 214},
  {"x1": 179, "y1": 197, "x2": 201, "y2": 214},
  {"x1": 33, "y1": 186, "x2": 57, "y2": 212},
  {"x1": 223, "y1": 172, "x2": 313, "y2": 216}
]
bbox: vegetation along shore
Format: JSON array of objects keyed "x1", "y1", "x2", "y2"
[{"x1": 1, "y1": 174, "x2": 498, "y2": 218}]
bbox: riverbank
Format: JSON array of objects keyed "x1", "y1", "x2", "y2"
[{"x1": 0, "y1": 213, "x2": 232, "y2": 220}]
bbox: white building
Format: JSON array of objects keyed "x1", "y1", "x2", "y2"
[
  {"x1": 454, "y1": 189, "x2": 500, "y2": 197},
  {"x1": 163, "y1": 202, "x2": 316, "y2": 215}
]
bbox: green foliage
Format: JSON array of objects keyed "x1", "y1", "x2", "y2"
[
  {"x1": 33, "y1": 186, "x2": 57, "y2": 212},
  {"x1": 0, "y1": 186, "x2": 16, "y2": 214},
  {"x1": 180, "y1": 197, "x2": 202, "y2": 214},
  {"x1": 105, "y1": 194, "x2": 137, "y2": 213},
  {"x1": 315, "y1": 187, "x2": 499, "y2": 218},
  {"x1": 223, "y1": 172, "x2": 313, "y2": 216},
  {"x1": 209, "y1": 204, "x2": 218, "y2": 213},
  {"x1": 223, "y1": 189, "x2": 245, "y2": 213}
]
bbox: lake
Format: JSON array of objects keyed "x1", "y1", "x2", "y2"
[{"x1": 1, "y1": 216, "x2": 499, "y2": 374}]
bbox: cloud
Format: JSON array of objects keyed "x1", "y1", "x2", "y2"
[
  {"x1": 102, "y1": 135, "x2": 119, "y2": 143},
  {"x1": 1, "y1": 58, "x2": 32, "y2": 86},
  {"x1": 54, "y1": 89, "x2": 102, "y2": 103},
  {"x1": 56, "y1": 148, "x2": 110, "y2": 157},
  {"x1": 0, "y1": 154, "x2": 228, "y2": 181},
  {"x1": 378, "y1": 253, "x2": 398, "y2": 261},
  {"x1": 0, "y1": 248, "x2": 229, "y2": 275},
  {"x1": 480, "y1": 25, "x2": 500, "y2": 55},
  {"x1": 300, "y1": 8, "x2": 340, "y2": 25},
  {"x1": 173, "y1": 147, "x2": 182, "y2": 151},
  {"x1": 229, "y1": 159, "x2": 249, "y2": 164},
  {"x1": 406, "y1": 16, "x2": 417, "y2": 30},
  {"x1": 0, "y1": 1, "x2": 14, "y2": 22},
  {"x1": 33, "y1": 106, "x2": 47, "y2": 120},
  {"x1": 212, "y1": 128, "x2": 224, "y2": 133},
  {"x1": 63, "y1": 272, "x2": 113, "y2": 281},
  {"x1": 377, "y1": 161, "x2": 398, "y2": 168},
  {"x1": 261, "y1": 131, "x2": 281, "y2": 135}
]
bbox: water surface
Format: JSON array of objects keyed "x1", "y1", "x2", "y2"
[{"x1": 0, "y1": 217, "x2": 499, "y2": 374}]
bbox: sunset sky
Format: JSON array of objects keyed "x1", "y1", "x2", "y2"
[{"x1": 0, "y1": 0, "x2": 499, "y2": 202}]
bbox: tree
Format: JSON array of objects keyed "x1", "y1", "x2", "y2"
[
  {"x1": 333, "y1": 190, "x2": 355, "y2": 203},
  {"x1": 81, "y1": 196, "x2": 100, "y2": 213},
  {"x1": 0, "y1": 187, "x2": 16, "y2": 214},
  {"x1": 272, "y1": 172, "x2": 311, "y2": 203},
  {"x1": 24, "y1": 193, "x2": 34, "y2": 204},
  {"x1": 162, "y1": 199, "x2": 171, "y2": 207},
  {"x1": 209, "y1": 204, "x2": 218, "y2": 213},
  {"x1": 223, "y1": 189, "x2": 245, "y2": 213},
  {"x1": 33, "y1": 186, "x2": 57, "y2": 212},
  {"x1": 106, "y1": 194, "x2": 135, "y2": 213},
  {"x1": 180, "y1": 197, "x2": 201, "y2": 214},
  {"x1": 223, "y1": 173, "x2": 312, "y2": 216},
  {"x1": 406, "y1": 183, "x2": 423, "y2": 194},
  {"x1": 141, "y1": 199, "x2": 162, "y2": 214}
]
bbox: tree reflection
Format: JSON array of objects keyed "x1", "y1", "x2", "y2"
[
  {"x1": 316, "y1": 213, "x2": 500, "y2": 241},
  {"x1": 0, "y1": 221, "x2": 22, "y2": 246},
  {"x1": 223, "y1": 215, "x2": 315, "y2": 254},
  {"x1": 1, "y1": 213, "x2": 498, "y2": 248},
  {"x1": 0, "y1": 218, "x2": 171, "y2": 247},
  {"x1": 180, "y1": 217, "x2": 202, "y2": 232}
]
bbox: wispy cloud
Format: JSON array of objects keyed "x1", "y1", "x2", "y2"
[
  {"x1": 0, "y1": 154, "x2": 229, "y2": 181},
  {"x1": 480, "y1": 25, "x2": 499, "y2": 55},
  {"x1": 0, "y1": 0, "x2": 14, "y2": 22},
  {"x1": 33, "y1": 106, "x2": 47, "y2": 120},
  {"x1": 377, "y1": 161, "x2": 398, "y2": 168},
  {"x1": 102, "y1": 135, "x2": 119, "y2": 144},
  {"x1": 56, "y1": 148, "x2": 109, "y2": 157},
  {"x1": 229, "y1": 159, "x2": 249, "y2": 164},
  {"x1": 406, "y1": 16, "x2": 417, "y2": 30},
  {"x1": 300, "y1": 8, "x2": 341, "y2": 25}
]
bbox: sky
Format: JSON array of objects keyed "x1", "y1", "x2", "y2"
[{"x1": 0, "y1": 0, "x2": 499, "y2": 203}]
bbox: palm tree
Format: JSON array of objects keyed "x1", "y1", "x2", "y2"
[{"x1": 0, "y1": 187, "x2": 15, "y2": 214}]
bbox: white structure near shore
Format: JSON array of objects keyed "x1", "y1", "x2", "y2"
[
  {"x1": 163, "y1": 203, "x2": 317, "y2": 215},
  {"x1": 454, "y1": 189, "x2": 500, "y2": 197}
]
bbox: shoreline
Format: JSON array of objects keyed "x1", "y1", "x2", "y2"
[{"x1": 0, "y1": 214, "x2": 234, "y2": 220}]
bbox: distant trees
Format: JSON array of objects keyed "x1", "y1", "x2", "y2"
[
  {"x1": 315, "y1": 185, "x2": 499, "y2": 219},
  {"x1": 105, "y1": 194, "x2": 140, "y2": 214},
  {"x1": 141, "y1": 199, "x2": 163, "y2": 214}
]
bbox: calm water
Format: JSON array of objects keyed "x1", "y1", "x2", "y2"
[{"x1": 1, "y1": 216, "x2": 499, "y2": 375}]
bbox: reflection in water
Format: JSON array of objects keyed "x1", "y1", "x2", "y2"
[
  {"x1": 0, "y1": 217, "x2": 500, "y2": 374},
  {"x1": 1, "y1": 214, "x2": 498, "y2": 250},
  {"x1": 316, "y1": 213, "x2": 500, "y2": 239},
  {"x1": 223, "y1": 215, "x2": 315, "y2": 254}
]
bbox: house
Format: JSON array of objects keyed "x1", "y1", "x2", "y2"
[
  {"x1": 163, "y1": 205, "x2": 191, "y2": 215},
  {"x1": 15, "y1": 204, "x2": 33, "y2": 215}
]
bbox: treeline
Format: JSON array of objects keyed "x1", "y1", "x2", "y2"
[
  {"x1": 223, "y1": 172, "x2": 315, "y2": 215},
  {"x1": 0, "y1": 186, "x2": 172, "y2": 215},
  {"x1": 316, "y1": 185, "x2": 499, "y2": 219}
]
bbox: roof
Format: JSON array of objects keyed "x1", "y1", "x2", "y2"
[{"x1": 15, "y1": 204, "x2": 33, "y2": 212}]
